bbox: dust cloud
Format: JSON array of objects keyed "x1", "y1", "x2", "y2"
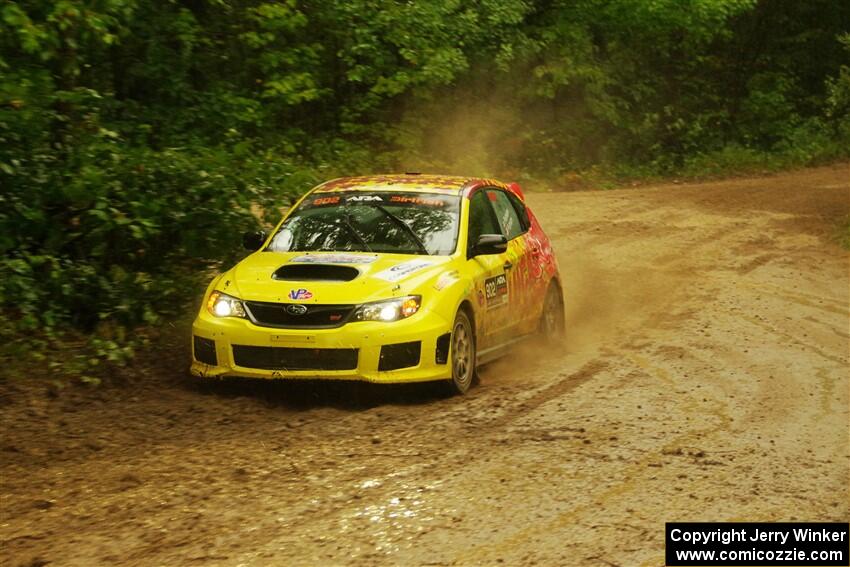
[
  {"x1": 395, "y1": 87, "x2": 533, "y2": 180},
  {"x1": 482, "y1": 249, "x2": 689, "y2": 386},
  {"x1": 557, "y1": 253, "x2": 688, "y2": 354}
]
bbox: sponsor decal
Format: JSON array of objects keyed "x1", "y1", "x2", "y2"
[
  {"x1": 345, "y1": 194, "x2": 383, "y2": 202},
  {"x1": 288, "y1": 288, "x2": 313, "y2": 300},
  {"x1": 434, "y1": 270, "x2": 459, "y2": 291},
  {"x1": 388, "y1": 195, "x2": 447, "y2": 207},
  {"x1": 484, "y1": 273, "x2": 508, "y2": 308},
  {"x1": 290, "y1": 254, "x2": 377, "y2": 264},
  {"x1": 374, "y1": 259, "x2": 434, "y2": 282}
]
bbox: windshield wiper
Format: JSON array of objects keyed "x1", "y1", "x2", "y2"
[
  {"x1": 337, "y1": 215, "x2": 373, "y2": 252},
  {"x1": 369, "y1": 204, "x2": 429, "y2": 255}
]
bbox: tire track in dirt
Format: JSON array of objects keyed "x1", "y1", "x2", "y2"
[
  {"x1": 739, "y1": 281, "x2": 848, "y2": 315},
  {"x1": 733, "y1": 311, "x2": 848, "y2": 366},
  {"x1": 479, "y1": 359, "x2": 609, "y2": 429},
  {"x1": 450, "y1": 350, "x2": 737, "y2": 565}
]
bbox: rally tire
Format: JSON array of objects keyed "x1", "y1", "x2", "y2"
[
  {"x1": 540, "y1": 283, "x2": 565, "y2": 343},
  {"x1": 447, "y1": 309, "x2": 476, "y2": 395}
]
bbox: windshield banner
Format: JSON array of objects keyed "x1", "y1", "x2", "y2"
[
  {"x1": 305, "y1": 192, "x2": 454, "y2": 209},
  {"x1": 290, "y1": 254, "x2": 379, "y2": 264}
]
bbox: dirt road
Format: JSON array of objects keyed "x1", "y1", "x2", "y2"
[{"x1": 2, "y1": 165, "x2": 848, "y2": 566}]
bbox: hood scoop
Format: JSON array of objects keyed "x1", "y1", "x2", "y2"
[{"x1": 273, "y1": 263, "x2": 360, "y2": 282}]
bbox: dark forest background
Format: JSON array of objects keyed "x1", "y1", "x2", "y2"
[{"x1": 1, "y1": 0, "x2": 848, "y2": 371}]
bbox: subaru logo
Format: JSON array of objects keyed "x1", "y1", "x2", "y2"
[{"x1": 285, "y1": 304, "x2": 308, "y2": 316}]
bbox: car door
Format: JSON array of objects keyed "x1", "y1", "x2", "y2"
[
  {"x1": 466, "y1": 189, "x2": 514, "y2": 350},
  {"x1": 484, "y1": 188, "x2": 532, "y2": 336}
]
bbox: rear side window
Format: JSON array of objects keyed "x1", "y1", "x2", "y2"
[
  {"x1": 506, "y1": 191, "x2": 530, "y2": 232},
  {"x1": 485, "y1": 189, "x2": 524, "y2": 240}
]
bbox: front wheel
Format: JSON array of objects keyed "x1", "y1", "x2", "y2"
[{"x1": 448, "y1": 310, "x2": 476, "y2": 394}]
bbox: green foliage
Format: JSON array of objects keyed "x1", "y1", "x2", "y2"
[
  {"x1": 1, "y1": 0, "x2": 848, "y2": 373},
  {"x1": 0, "y1": 127, "x2": 308, "y2": 331},
  {"x1": 825, "y1": 33, "x2": 850, "y2": 145}
]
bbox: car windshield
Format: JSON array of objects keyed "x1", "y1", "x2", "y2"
[{"x1": 267, "y1": 191, "x2": 461, "y2": 255}]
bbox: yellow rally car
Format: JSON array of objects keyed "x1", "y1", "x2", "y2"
[{"x1": 190, "y1": 174, "x2": 563, "y2": 393}]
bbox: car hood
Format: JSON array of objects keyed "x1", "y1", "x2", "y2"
[{"x1": 221, "y1": 251, "x2": 454, "y2": 304}]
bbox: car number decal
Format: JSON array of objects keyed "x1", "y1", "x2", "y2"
[
  {"x1": 310, "y1": 196, "x2": 341, "y2": 206},
  {"x1": 374, "y1": 259, "x2": 434, "y2": 282},
  {"x1": 290, "y1": 254, "x2": 378, "y2": 264},
  {"x1": 484, "y1": 274, "x2": 508, "y2": 308}
]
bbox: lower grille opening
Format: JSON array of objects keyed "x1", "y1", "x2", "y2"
[
  {"x1": 435, "y1": 333, "x2": 451, "y2": 365},
  {"x1": 193, "y1": 336, "x2": 218, "y2": 366},
  {"x1": 379, "y1": 341, "x2": 421, "y2": 371},
  {"x1": 232, "y1": 345, "x2": 358, "y2": 371}
]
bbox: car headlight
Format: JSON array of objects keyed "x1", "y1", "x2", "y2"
[
  {"x1": 206, "y1": 291, "x2": 247, "y2": 318},
  {"x1": 353, "y1": 296, "x2": 421, "y2": 322}
]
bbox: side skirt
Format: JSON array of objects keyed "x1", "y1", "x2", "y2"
[{"x1": 475, "y1": 333, "x2": 535, "y2": 365}]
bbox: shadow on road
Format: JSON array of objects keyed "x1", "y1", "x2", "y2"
[{"x1": 182, "y1": 376, "x2": 453, "y2": 410}]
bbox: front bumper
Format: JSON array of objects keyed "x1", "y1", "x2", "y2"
[{"x1": 189, "y1": 307, "x2": 453, "y2": 383}]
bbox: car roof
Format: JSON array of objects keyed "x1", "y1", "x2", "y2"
[{"x1": 311, "y1": 174, "x2": 506, "y2": 195}]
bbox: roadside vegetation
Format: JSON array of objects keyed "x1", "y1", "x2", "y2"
[{"x1": 1, "y1": 0, "x2": 848, "y2": 378}]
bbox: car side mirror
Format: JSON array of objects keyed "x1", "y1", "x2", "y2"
[
  {"x1": 472, "y1": 233, "x2": 508, "y2": 257},
  {"x1": 242, "y1": 230, "x2": 267, "y2": 251}
]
